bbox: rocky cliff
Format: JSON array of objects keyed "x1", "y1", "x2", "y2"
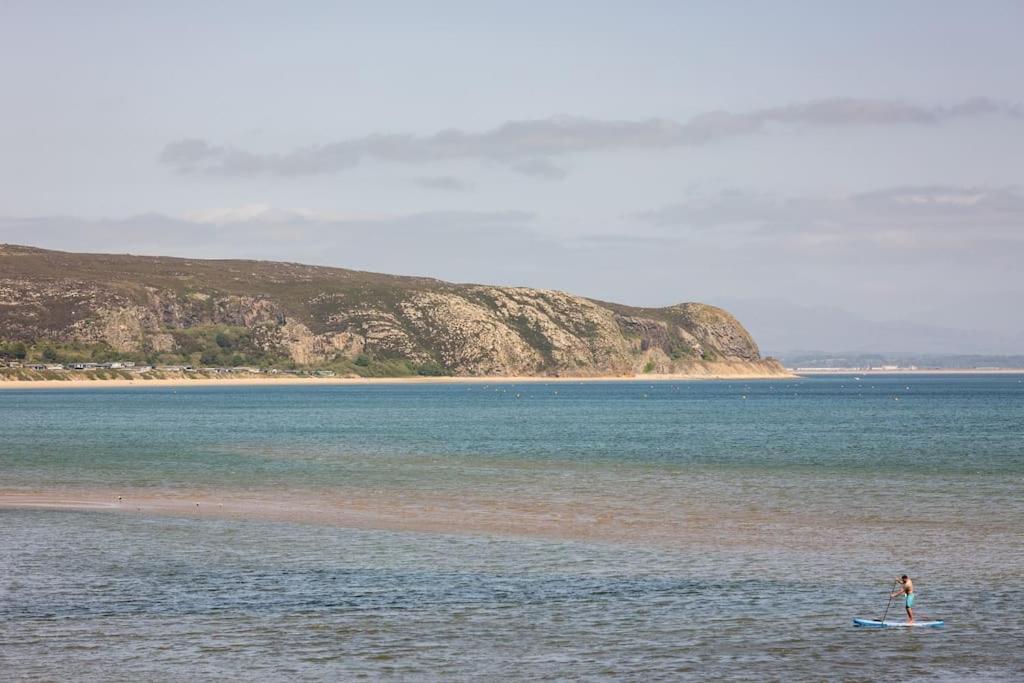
[{"x1": 0, "y1": 244, "x2": 785, "y2": 377}]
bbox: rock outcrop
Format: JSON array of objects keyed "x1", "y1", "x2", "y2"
[{"x1": 0, "y1": 244, "x2": 786, "y2": 377}]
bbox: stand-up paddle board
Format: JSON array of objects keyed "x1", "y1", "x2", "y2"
[{"x1": 853, "y1": 618, "x2": 944, "y2": 628}]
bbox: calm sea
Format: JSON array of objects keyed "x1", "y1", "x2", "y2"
[{"x1": 1, "y1": 375, "x2": 1022, "y2": 680}]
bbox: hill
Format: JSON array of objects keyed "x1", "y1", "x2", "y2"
[{"x1": 0, "y1": 244, "x2": 785, "y2": 377}]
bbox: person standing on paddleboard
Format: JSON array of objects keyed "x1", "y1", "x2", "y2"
[{"x1": 891, "y1": 575, "x2": 915, "y2": 623}]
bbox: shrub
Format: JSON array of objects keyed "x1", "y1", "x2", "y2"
[
  {"x1": 354, "y1": 353, "x2": 371, "y2": 367},
  {"x1": 643, "y1": 360, "x2": 656, "y2": 373},
  {"x1": 416, "y1": 360, "x2": 448, "y2": 376}
]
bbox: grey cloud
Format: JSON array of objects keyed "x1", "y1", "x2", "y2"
[
  {"x1": 638, "y1": 186, "x2": 1024, "y2": 239},
  {"x1": 415, "y1": 176, "x2": 472, "y2": 191},
  {"x1": 0, "y1": 209, "x2": 536, "y2": 255},
  {"x1": 159, "y1": 97, "x2": 1021, "y2": 177},
  {"x1": 508, "y1": 159, "x2": 569, "y2": 180},
  {"x1": 159, "y1": 138, "x2": 223, "y2": 165},
  {"x1": 0, "y1": 209, "x2": 555, "y2": 286}
]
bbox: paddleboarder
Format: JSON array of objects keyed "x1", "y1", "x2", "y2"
[{"x1": 891, "y1": 575, "x2": 915, "y2": 623}]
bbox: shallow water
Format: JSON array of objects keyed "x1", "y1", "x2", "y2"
[{"x1": 1, "y1": 376, "x2": 1022, "y2": 680}]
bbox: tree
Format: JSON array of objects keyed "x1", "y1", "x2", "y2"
[
  {"x1": 215, "y1": 332, "x2": 232, "y2": 349},
  {"x1": 41, "y1": 346, "x2": 59, "y2": 362},
  {"x1": 11, "y1": 342, "x2": 27, "y2": 360}
]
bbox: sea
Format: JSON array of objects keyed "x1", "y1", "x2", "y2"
[{"x1": 1, "y1": 375, "x2": 1022, "y2": 681}]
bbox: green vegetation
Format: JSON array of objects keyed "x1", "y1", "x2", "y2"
[
  {"x1": 0, "y1": 341, "x2": 28, "y2": 359},
  {"x1": 507, "y1": 315, "x2": 555, "y2": 367},
  {"x1": 1, "y1": 339, "x2": 151, "y2": 365},
  {"x1": 669, "y1": 342, "x2": 696, "y2": 360},
  {"x1": 642, "y1": 360, "x2": 656, "y2": 373},
  {"x1": 415, "y1": 360, "x2": 447, "y2": 376},
  {"x1": 169, "y1": 326, "x2": 286, "y2": 368},
  {"x1": 0, "y1": 335, "x2": 451, "y2": 378}
]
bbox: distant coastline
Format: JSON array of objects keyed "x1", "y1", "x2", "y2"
[
  {"x1": 792, "y1": 367, "x2": 1024, "y2": 375},
  {"x1": 6, "y1": 367, "x2": 1022, "y2": 389}
]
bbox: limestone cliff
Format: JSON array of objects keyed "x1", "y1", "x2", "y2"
[{"x1": 0, "y1": 244, "x2": 785, "y2": 377}]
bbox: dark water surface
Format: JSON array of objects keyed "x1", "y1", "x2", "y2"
[{"x1": 1, "y1": 375, "x2": 1022, "y2": 680}]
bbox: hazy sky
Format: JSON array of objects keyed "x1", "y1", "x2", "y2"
[{"x1": 2, "y1": 1, "x2": 1022, "y2": 352}]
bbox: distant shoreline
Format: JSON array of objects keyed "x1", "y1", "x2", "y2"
[
  {"x1": 792, "y1": 368, "x2": 1024, "y2": 375},
  {"x1": 0, "y1": 370, "x2": 795, "y2": 390},
  {"x1": 3, "y1": 368, "x2": 1021, "y2": 389}
]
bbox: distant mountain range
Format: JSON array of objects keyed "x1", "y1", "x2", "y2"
[{"x1": 0, "y1": 245, "x2": 785, "y2": 378}]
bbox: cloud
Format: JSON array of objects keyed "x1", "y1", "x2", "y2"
[
  {"x1": 508, "y1": 158, "x2": 569, "y2": 180},
  {"x1": 414, "y1": 176, "x2": 472, "y2": 192},
  {"x1": 185, "y1": 204, "x2": 319, "y2": 224},
  {"x1": 637, "y1": 185, "x2": 1024, "y2": 242},
  {"x1": 0, "y1": 208, "x2": 550, "y2": 285},
  {"x1": 159, "y1": 97, "x2": 1021, "y2": 178},
  {"x1": 0, "y1": 208, "x2": 536, "y2": 253}
]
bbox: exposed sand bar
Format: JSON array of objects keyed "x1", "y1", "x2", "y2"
[
  {"x1": 0, "y1": 369, "x2": 794, "y2": 390},
  {"x1": 0, "y1": 486, "x2": 919, "y2": 552}
]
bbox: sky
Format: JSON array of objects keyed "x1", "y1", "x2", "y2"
[{"x1": 1, "y1": 1, "x2": 1022, "y2": 353}]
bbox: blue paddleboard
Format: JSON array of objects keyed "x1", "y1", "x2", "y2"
[{"x1": 853, "y1": 618, "x2": 944, "y2": 628}]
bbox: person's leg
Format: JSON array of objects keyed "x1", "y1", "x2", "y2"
[{"x1": 906, "y1": 606, "x2": 914, "y2": 623}]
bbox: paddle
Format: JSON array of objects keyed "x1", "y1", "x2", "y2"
[{"x1": 880, "y1": 579, "x2": 899, "y2": 624}]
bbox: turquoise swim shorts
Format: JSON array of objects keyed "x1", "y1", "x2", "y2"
[{"x1": 905, "y1": 593, "x2": 916, "y2": 608}]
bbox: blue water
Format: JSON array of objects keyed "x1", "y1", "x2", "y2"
[{"x1": 1, "y1": 375, "x2": 1022, "y2": 680}]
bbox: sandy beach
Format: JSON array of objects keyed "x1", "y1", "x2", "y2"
[{"x1": 0, "y1": 367, "x2": 795, "y2": 390}]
